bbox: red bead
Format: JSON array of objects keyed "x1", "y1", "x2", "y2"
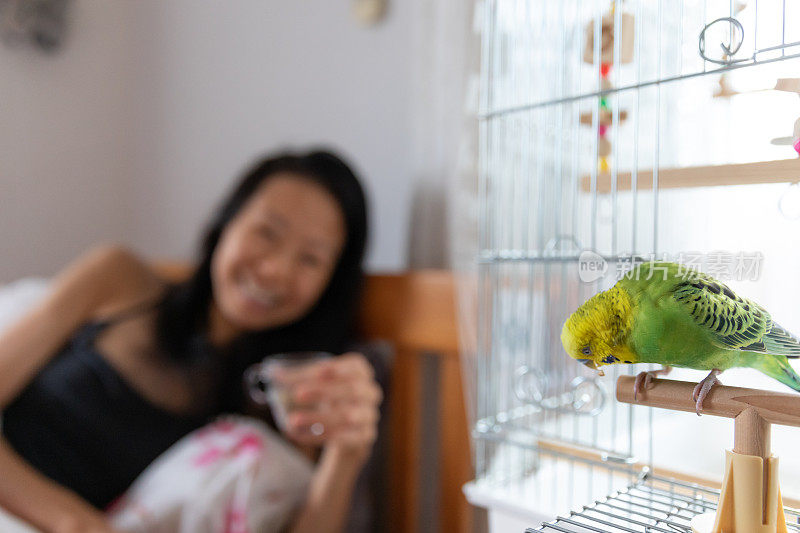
[
  {"x1": 598, "y1": 125, "x2": 607, "y2": 136},
  {"x1": 600, "y1": 63, "x2": 611, "y2": 77}
]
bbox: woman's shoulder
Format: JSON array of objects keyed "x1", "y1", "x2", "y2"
[{"x1": 74, "y1": 244, "x2": 168, "y2": 321}]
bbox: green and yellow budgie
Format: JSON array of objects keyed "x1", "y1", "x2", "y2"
[{"x1": 561, "y1": 261, "x2": 800, "y2": 413}]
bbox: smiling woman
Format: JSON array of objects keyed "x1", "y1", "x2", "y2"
[
  {"x1": 209, "y1": 175, "x2": 346, "y2": 343},
  {"x1": 0, "y1": 150, "x2": 378, "y2": 533}
]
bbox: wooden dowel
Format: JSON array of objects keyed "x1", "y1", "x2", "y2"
[
  {"x1": 734, "y1": 407, "x2": 771, "y2": 459},
  {"x1": 580, "y1": 158, "x2": 800, "y2": 193},
  {"x1": 615, "y1": 376, "x2": 800, "y2": 428},
  {"x1": 734, "y1": 407, "x2": 772, "y2": 523}
]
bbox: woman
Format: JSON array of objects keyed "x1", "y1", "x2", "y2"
[{"x1": 0, "y1": 150, "x2": 381, "y2": 532}]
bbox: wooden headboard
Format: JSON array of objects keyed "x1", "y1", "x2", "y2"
[
  {"x1": 359, "y1": 272, "x2": 472, "y2": 532},
  {"x1": 154, "y1": 264, "x2": 473, "y2": 532}
]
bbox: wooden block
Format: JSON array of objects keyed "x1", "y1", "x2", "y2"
[
  {"x1": 583, "y1": 12, "x2": 635, "y2": 65},
  {"x1": 598, "y1": 136, "x2": 612, "y2": 157},
  {"x1": 713, "y1": 74, "x2": 739, "y2": 98},
  {"x1": 775, "y1": 78, "x2": 800, "y2": 94},
  {"x1": 580, "y1": 109, "x2": 629, "y2": 127}
]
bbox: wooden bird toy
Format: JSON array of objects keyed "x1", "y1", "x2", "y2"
[{"x1": 582, "y1": 2, "x2": 634, "y2": 173}]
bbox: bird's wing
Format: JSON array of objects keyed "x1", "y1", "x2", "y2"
[{"x1": 672, "y1": 275, "x2": 800, "y2": 357}]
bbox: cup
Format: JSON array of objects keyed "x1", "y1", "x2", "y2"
[{"x1": 244, "y1": 351, "x2": 332, "y2": 434}]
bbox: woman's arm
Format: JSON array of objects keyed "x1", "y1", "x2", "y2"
[
  {"x1": 0, "y1": 438, "x2": 122, "y2": 533},
  {"x1": 0, "y1": 246, "x2": 151, "y2": 407},
  {"x1": 288, "y1": 445, "x2": 368, "y2": 533},
  {"x1": 0, "y1": 245, "x2": 154, "y2": 533}
]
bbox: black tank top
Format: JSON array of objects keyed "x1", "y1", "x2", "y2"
[{"x1": 1, "y1": 303, "x2": 214, "y2": 510}]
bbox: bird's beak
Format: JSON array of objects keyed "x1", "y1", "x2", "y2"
[{"x1": 576, "y1": 358, "x2": 605, "y2": 377}]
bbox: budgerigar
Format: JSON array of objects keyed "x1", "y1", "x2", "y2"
[{"x1": 561, "y1": 261, "x2": 800, "y2": 413}]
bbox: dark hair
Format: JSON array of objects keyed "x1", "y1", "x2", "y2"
[{"x1": 154, "y1": 149, "x2": 369, "y2": 414}]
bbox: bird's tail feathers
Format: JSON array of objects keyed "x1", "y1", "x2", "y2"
[
  {"x1": 764, "y1": 322, "x2": 800, "y2": 358},
  {"x1": 756, "y1": 356, "x2": 800, "y2": 393}
]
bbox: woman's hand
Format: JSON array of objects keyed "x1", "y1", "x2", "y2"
[{"x1": 272, "y1": 352, "x2": 382, "y2": 464}]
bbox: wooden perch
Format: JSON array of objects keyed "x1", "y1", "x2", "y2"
[
  {"x1": 580, "y1": 158, "x2": 800, "y2": 193},
  {"x1": 616, "y1": 375, "x2": 800, "y2": 461},
  {"x1": 616, "y1": 376, "x2": 800, "y2": 428}
]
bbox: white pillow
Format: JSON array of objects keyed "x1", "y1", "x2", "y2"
[
  {"x1": 0, "y1": 281, "x2": 51, "y2": 531},
  {"x1": 0, "y1": 508, "x2": 40, "y2": 533},
  {"x1": 0, "y1": 278, "x2": 50, "y2": 335}
]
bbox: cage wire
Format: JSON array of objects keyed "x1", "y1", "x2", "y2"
[
  {"x1": 532, "y1": 471, "x2": 800, "y2": 533},
  {"x1": 462, "y1": 0, "x2": 800, "y2": 526}
]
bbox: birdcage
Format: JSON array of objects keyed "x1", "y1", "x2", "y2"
[{"x1": 461, "y1": 0, "x2": 800, "y2": 529}]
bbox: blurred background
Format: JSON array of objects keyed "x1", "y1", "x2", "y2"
[
  {"x1": 0, "y1": 0, "x2": 477, "y2": 281},
  {"x1": 5, "y1": 1, "x2": 800, "y2": 531}
]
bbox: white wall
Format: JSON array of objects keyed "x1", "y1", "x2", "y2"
[
  {"x1": 0, "y1": 1, "x2": 140, "y2": 280},
  {"x1": 0, "y1": 0, "x2": 420, "y2": 281},
  {"x1": 124, "y1": 1, "x2": 417, "y2": 271}
]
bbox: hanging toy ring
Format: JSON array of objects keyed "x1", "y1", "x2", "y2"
[{"x1": 699, "y1": 17, "x2": 745, "y2": 65}]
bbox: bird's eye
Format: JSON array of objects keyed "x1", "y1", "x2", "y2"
[{"x1": 581, "y1": 346, "x2": 592, "y2": 356}]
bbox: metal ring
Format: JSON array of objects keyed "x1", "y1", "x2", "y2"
[
  {"x1": 569, "y1": 376, "x2": 607, "y2": 417},
  {"x1": 699, "y1": 17, "x2": 745, "y2": 65},
  {"x1": 544, "y1": 235, "x2": 583, "y2": 254},
  {"x1": 514, "y1": 365, "x2": 548, "y2": 405}
]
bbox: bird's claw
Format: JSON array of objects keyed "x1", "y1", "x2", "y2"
[
  {"x1": 692, "y1": 369, "x2": 722, "y2": 415},
  {"x1": 633, "y1": 366, "x2": 672, "y2": 401},
  {"x1": 633, "y1": 372, "x2": 650, "y2": 401}
]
